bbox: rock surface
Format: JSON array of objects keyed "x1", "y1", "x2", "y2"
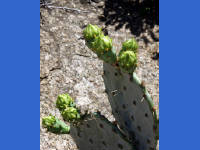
[{"x1": 40, "y1": 0, "x2": 159, "y2": 150}]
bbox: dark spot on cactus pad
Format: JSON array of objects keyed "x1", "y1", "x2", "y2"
[
  {"x1": 122, "y1": 104, "x2": 126, "y2": 109},
  {"x1": 131, "y1": 115, "x2": 135, "y2": 121},
  {"x1": 129, "y1": 76, "x2": 133, "y2": 82},
  {"x1": 124, "y1": 121, "x2": 128, "y2": 126},
  {"x1": 137, "y1": 126, "x2": 141, "y2": 132},
  {"x1": 135, "y1": 140, "x2": 140, "y2": 146},
  {"x1": 86, "y1": 124, "x2": 90, "y2": 128},
  {"x1": 77, "y1": 132, "x2": 81, "y2": 137},
  {"x1": 143, "y1": 93, "x2": 147, "y2": 99},
  {"x1": 114, "y1": 72, "x2": 118, "y2": 76},
  {"x1": 112, "y1": 127, "x2": 117, "y2": 133},
  {"x1": 99, "y1": 123, "x2": 104, "y2": 128},
  {"x1": 118, "y1": 143, "x2": 123, "y2": 149},
  {"x1": 141, "y1": 81, "x2": 146, "y2": 88},
  {"x1": 147, "y1": 139, "x2": 151, "y2": 144},
  {"x1": 133, "y1": 100, "x2": 137, "y2": 105},
  {"x1": 115, "y1": 109, "x2": 119, "y2": 114},
  {"x1": 145, "y1": 113, "x2": 148, "y2": 117},
  {"x1": 120, "y1": 125, "x2": 124, "y2": 130},
  {"x1": 103, "y1": 70, "x2": 106, "y2": 75},
  {"x1": 102, "y1": 141, "x2": 107, "y2": 147},
  {"x1": 105, "y1": 89, "x2": 108, "y2": 94},
  {"x1": 115, "y1": 62, "x2": 119, "y2": 67},
  {"x1": 112, "y1": 121, "x2": 118, "y2": 126},
  {"x1": 153, "y1": 125, "x2": 157, "y2": 131},
  {"x1": 123, "y1": 86, "x2": 127, "y2": 91},
  {"x1": 129, "y1": 131, "x2": 136, "y2": 140},
  {"x1": 89, "y1": 138, "x2": 93, "y2": 144}
]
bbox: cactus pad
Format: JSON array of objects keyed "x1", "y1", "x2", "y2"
[
  {"x1": 103, "y1": 62, "x2": 158, "y2": 150},
  {"x1": 42, "y1": 115, "x2": 70, "y2": 134},
  {"x1": 70, "y1": 112, "x2": 135, "y2": 150}
]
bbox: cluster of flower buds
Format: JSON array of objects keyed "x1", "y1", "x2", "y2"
[
  {"x1": 83, "y1": 24, "x2": 117, "y2": 64},
  {"x1": 56, "y1": 93, "x2": 80, "y2": 122},
  {"x1": 42, "y1": 93, "x2": 80, "y2": 134},
  {"x1": 118, "y1": 38, "x2": 138, "y2": 73},
  {"x1": 83, "y1": 24, "x2": 139, "y2": 73}
]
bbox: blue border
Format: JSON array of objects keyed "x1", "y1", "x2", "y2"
[
  {"x1": 160, "y1": 0, "x2": 200, "y2": 150},
  {"x1": 0, "y1": 1, "x2": 39, "y2": 149}
]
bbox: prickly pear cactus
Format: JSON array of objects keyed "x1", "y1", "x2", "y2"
[
  {"x1": 103, "y1": 62, "x2": 158, "y2": 150},
  {"x1": 82, "y1": 24, "x2": 159, "y2": 150},
  {"x1": 70, "y1": 112, "x2": 135, "y2": 150},
  {"x1": 42, "y1": 24, "x2": 159, "y2": 150}
]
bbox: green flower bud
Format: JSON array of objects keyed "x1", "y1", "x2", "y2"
[
  {"x1": 42, "y1": 115, "x2": 56, "y2": 128},
  {"x1": 56, "y1": 93, "x2": 74, "y2": 111},
  {"x1": 83, "y1": 24, "x2": 102, "y2": 42},
  {"x1": 42, "y1": 115, "x2": 70, "y2": 134},
  {"x1": 118, "y1": 51, "x2": 137, "y2": 73},
  {"x1": 61, "y1": 107, "x2": 80, "y2": 121},
  {"x1": 122, "y1": 38, "x2": 138, "y2": 53},
  {"x1": 91, "y1": 35, "x2": 113, "y2": 55}
]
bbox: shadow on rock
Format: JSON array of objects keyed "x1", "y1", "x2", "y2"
[{"x1": 98, "y1": 0, "x2": 159, "y2": 43}]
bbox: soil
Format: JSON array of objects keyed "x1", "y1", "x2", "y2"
[{"x1": 40, "y1": 0, "x2": 159, "y2": 150}]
